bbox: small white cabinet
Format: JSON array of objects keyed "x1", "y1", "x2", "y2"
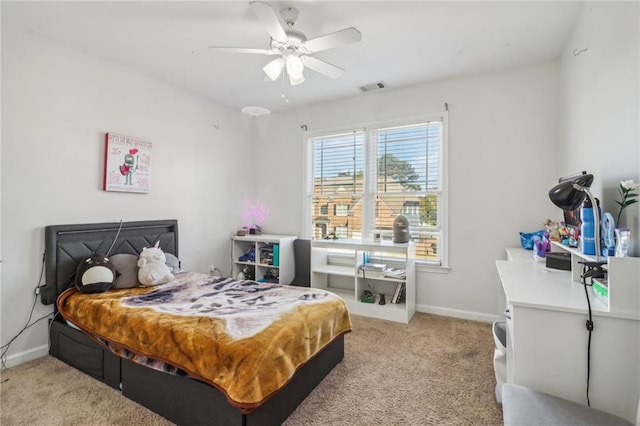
[
  {"x1": 311, "y1": 239, "x2": 416, "y2": 323},
  {"x1": 232, "y1": 234, "x2": 296, "y2": 285}
]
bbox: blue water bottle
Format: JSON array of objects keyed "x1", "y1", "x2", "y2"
[{"x1": 580, "y1": 198, "x2": 600, "y2": 255}]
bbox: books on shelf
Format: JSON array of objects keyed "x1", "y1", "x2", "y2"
[
  {"x1": 391, "y1": 282, "x2": 406, "y2": 304},
  {"x1": 361, "y1": 262, "x2": 386, "y2": 272},
  {"x1": 359, "y1": 269, "x2": 385, "y2": 279},
  {"x1": 258, "y1": 243, "x2": 280, "y2": 266},
  {"x1": 359, "y1": 266, "x2": 406, "y2": 280},
  {"x1": 384, "y1": 268, "x2": 406, "y2": 279},
  {"x1": 359, "y1": 262, "x2": 387, "y2": 278},
  {"x1": 273, "y1": 244, "x2": 279, "y2": 267}
]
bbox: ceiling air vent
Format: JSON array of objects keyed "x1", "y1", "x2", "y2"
[{"x1": 359, "y1": 81, "x2": 386, "y2": 93}]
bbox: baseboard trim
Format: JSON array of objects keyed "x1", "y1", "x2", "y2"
[
  {"x1": 4, "y1": 344, "x2": 49, "y2": 368},
  {"x1": 416, "y1": 304, "x2": 501, "y2": 323}
]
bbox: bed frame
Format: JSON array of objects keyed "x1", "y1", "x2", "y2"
[{"x1": 44, "y1": 220, "x2": 344, "y2": 426}]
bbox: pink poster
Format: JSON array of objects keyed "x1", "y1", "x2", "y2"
[{"x1": 103, "y1": 133, "x2": 152, "y2": 193}]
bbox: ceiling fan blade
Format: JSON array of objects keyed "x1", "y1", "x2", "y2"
[
  {"x1": 301, "y1": 27, "x2": 362, "y2": 53},
  {"x1": 250, "y1": 1, "x2": 288, "y2": 44},
  {"x1": 301, "y1": 56, "x2": 344, "y2": 79},
  {"x1": 208, "y1": 47, "x2": 277, "y2": 55}
]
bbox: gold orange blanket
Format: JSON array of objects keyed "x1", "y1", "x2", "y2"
[{"x1": 57, "y1": 272, "x2": 352, "y2": 411}]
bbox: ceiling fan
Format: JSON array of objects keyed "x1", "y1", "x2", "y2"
[{"x1": 209, "y1": 1, "x2": 361, "y2": 86}]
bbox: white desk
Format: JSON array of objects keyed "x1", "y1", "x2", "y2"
[{"x1": 496, "y1": 247, "x2": 640, "y2": 422}]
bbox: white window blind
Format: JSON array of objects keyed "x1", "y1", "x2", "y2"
[
  {"x1": 314, "y1": 132, "x2": 365, "y2": 196},
  {"x1": 374, "y1": 123, "x2": 441, "y2": 193}
]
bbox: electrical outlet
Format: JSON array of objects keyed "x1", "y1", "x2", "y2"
[{"x1": 209, "y1": 265, "x2": 216, "y2": 275}]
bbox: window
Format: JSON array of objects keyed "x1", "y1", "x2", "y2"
[
  {"x1": 316, "y1": 224, "x2": 327, "y2": 239},
  {"x1": 310, "y1": 131, "x2": 364, "y2": 241},
  {"x1": 305, "y1": 115, "x2": 447, "y2": 265},
  {"x1": 402, "y1": 201, "x2": 420, "y2": 225},
  {"x1": 335, "y1": 226, "x2": 348, "y2": 239},
  {"x1": 334, "y1": 204, "x2": 349, "y2": 216},
  {"x1": 320, "y1": 204, "x2": 329, "y2": 215}
]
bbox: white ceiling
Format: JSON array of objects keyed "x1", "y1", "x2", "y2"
[{"x1": 2, "y1": 1, "x2": 583, "y2": 113}]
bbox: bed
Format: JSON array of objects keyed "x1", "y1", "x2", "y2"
[{"x1": 42, "y1": 219, "x2": 351, "y2": 425}]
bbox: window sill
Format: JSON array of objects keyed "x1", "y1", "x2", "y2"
[
  {"x1": 416, "y1": 263, "x2": 450, "y2": 274},
  {"x1": 323, "y1": 251, "x2": 450, "y2": 274}
]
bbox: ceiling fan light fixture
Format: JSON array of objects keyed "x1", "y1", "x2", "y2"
[
  {"x1": 288, "y1": 71, "x2": 305, "y2": 86},
  {"x1": 285, "y1": 54, "x2": 305, "y2": 78},
  {"x1": 263, "y1": 57, "x2": 284, "y2": 81}
]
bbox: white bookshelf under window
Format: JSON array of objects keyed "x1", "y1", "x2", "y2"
[{"x1": 311, "y1": 239, "x2": 416, "y2": 323}]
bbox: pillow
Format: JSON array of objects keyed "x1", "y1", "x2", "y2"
[
  {"x1": 110, "y1": 254, "x2": 141, "y2": 289},
  {"x1": 165, "y1": 253, "x2": 181, "y2": 274},
  {"x1": 75, "y1": 255, "x2": 115, "y2": 294}
]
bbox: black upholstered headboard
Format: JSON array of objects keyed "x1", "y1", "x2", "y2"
[{"x1": 41, "y1": 219, "x2": 178, "y2": 305}]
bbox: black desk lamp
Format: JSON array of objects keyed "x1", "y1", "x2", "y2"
[{"x1": 548, "y1": 173, "x2": 600, "y2": 261}]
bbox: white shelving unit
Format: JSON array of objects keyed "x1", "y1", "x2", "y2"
[
  {"x1": 232, "y1": 234, "x2": 296, "y2": 285},
  {"x1": 550, "y1": 241, "x2": 640, "y2": 315},
  {"x1": 311, "y1": 239, "x2": 416, "y2": 324}
]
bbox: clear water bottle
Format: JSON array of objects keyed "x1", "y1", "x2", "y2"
[
  {"x1": 614, "y1": 228, "x2": 630, "y2": 257},
  {"x1": 580, "y1": 198, "x2": 600, "y2": 256}
]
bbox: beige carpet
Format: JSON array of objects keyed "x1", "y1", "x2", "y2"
[{"x1": 1, "y1": 313, "x2": 503, "y2": 425}]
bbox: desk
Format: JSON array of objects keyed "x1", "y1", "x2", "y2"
[{"x1": 496, "y1": 247, "x2": 640, "y2": 422}]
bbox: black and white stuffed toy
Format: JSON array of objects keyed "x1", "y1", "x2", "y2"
[{"x1": 75, "y1": 255, "x2": 116, "y2": 294}]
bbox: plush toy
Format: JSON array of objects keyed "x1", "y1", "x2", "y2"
[
  {"x1": 544, "y1": 219, "x2": 561, "y2": 242},
  {"x1": 110, "y1": 254, "x2": 142, "y2": 289},
  {"x1": 75, "y1": 255, "x2": 115, "y2": 294},
  {"x1": 164, "y1": 253, "x2": 181, "y2": 275},
  {"x1": 137, "y1": 244, "x2": 174, "y2": 287}
]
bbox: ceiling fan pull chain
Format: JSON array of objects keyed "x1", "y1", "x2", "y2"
[{"x1": 281, "y1": 68, "x2": 288, "y2": 102}]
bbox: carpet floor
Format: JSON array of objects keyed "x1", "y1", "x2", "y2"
[{"x1": 1, "y1": 313, "x2": 503, "y2": 425}]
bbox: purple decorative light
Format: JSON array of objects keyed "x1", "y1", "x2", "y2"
[{"x1": 241, "y1": 200, "x2": 269, "y2": 228}]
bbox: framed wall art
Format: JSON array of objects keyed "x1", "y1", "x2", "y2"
[{"x1": 103, "y1": 133, "x2": 152, "y2": 193}]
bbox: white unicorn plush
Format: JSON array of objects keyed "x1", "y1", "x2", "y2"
[{"x1": 137, "y1": 242, "x2": 175, "y2": 287}]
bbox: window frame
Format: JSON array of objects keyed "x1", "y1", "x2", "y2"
[
  {"x1": 303, "y1": 113, "x2": 449, "y2": 268},
  {"x1": 334, "y1": 204, "x2": 349, "y2": 217}
]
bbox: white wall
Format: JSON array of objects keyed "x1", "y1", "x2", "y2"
[
  {"x1": 559, "y1": 3, "x2": 640, "y2": 417},
  {"x1": 560, "y1": 1, "x2": 640, "y2": 254},
  {"x1": 1, "y1": 29, "x2": 252, "y2": 366},
  {"x1": 254, "y1": 62, "x2": 561, "y2": 321}
]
